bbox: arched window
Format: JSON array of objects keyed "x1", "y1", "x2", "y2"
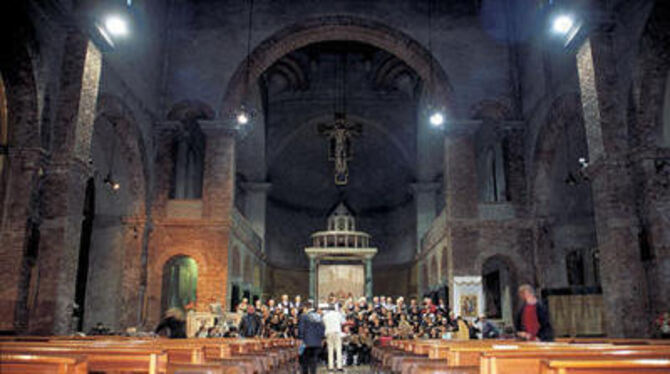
[
  {"x1": 161, "y1": 256, "x2": 198, "y2": 315},
  {"x1": 170, "y1": 123, "x2": 205, "y2": 199},
  {"x1": 482, "y1": 144, "x2": 507, "y2": 203}
]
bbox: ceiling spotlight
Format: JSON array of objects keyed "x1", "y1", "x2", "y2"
[
  {"x1": 429, "y1": 112, "x2": 444, "y2": 127},
  {"x1": 236, "y1": 112, "x2": 249, "y2": 125},
  {"x1": 552, "y1": 15, "x2": 574, "y2": 34},
  {"x1": 105, "y1": 15, "x2": 128, "y2": 37}
]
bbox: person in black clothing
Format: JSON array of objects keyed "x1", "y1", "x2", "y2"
[
  {"x1": 514, "y1": 284, "x2": 554, "y2": 342},
  {"x1": 298, "y1": 301, "x2": 325, "y2": 374},
  {"x1": 155, "y1": 308, "x2": 186, "y2": 338},
  {"x1": 239, "y1": 305, "x2": 262, "y2": 337}
]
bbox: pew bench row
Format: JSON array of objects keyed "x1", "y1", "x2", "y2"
[
  {"x1": 371, "y1": 338, "x2": 670, "y2": 374},
  {"x1": 0, "y1": 337, "x2": 299, "y2": 374}
]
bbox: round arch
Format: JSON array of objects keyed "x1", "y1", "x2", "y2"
[
  {"x1": 160, "y1": 255, "x2": 199, "y2": 315},
  {"x1": 530, "y1": 92, "x2": 583, "y2": 218},
  {"x1": 221, "y1": 15, "x2": 453, "y2": 116},
  {"x1": 94, "y1": 94, "x2": 149, "y2": 218},
  {"x1": 477, "y1": 253, "x2": 520, "y2": 323},
  {"x1": 0, "y1": 18, "x2": 39, "y2": 149}
]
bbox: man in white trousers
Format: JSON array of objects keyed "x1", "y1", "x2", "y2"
[{"x1": 323, "y1": 305, "x2": 344, "y2": 372}]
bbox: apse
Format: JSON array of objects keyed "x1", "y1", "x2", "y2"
[{"x1": 235, "y1": 41, "x2": 438, "y2": 270}]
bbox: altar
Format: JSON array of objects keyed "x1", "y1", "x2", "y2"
[{"x1": 304, "y1": 203, "x2": 377, "y2": 302}]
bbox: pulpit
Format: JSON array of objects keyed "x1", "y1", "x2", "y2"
[{"x1": 304, "y1": 203, "x2": 377, "y2": 302}]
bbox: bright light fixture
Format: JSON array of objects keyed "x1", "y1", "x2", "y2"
[
  {"x1": 236, "y1": 112, "x2": 249, "y2": 125},
  {"x1": 552, "y1": 15, "x2": 574, "y2": 34},
  {"x1": 429, "y1": 112, "x2": 444, "y2": 127},
  {"x1": 105, "y1": 15, "x2": 128, "y2": 37}
]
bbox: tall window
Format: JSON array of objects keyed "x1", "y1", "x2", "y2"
[
  {"x1": 483, "y1": 146, "x2": 506, "y2": 202},
  {"x1": 170, "y1": 124, "x2": 205, "y2": 199}
]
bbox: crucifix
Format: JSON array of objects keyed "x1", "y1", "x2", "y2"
[{"x1": 318, "y1": 112, "x2": 362, "y2": 186}]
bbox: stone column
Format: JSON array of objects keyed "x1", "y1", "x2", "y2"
[
  {"x1": 410, "y1": 182, "x2": 440, "y2": 252},
  {"x1": 30, "y1": 33, "x2": 101, "y2": 335},
  {"x1": 365, "y1": 257, "x2": 373, "y2": 300},
  {"x1": 153, "y1": 122, "x2": 180, "y2": 218},
  {"x1": 0, "y1": 147, "x2": 44, "y2": 332},
  {"x1": 200, "y1": 122, "x2": 236, "y2": 221},
  {"x1": 576, "y1": 33, "x2": 649, "y2": 337},
  {"x1": 444, "y1": 121, "x2": 480, "y2": 220},
  {"x1": 198, "y1": 121, "x2": 237, "y2": 312},
  {"x1": 443, "y1": 121, "x2": 481, "y2": 276},
  {"x1": 308, "y1": 256, "x2": 316, "y2": 301},
  {"x1": 241, "y1": 182, "x2": 271, "y2": 250},
  {"x1": 499, "y1": 122, "x2": 527, "y2": 209}
]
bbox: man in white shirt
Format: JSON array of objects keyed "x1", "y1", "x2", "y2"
[{"x1": 323, "y1": 306, "x2": 345, "y2": 372}]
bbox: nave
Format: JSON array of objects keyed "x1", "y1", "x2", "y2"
[{"x1": 1, "y1": 335, "x2": 670, "y2": 373}]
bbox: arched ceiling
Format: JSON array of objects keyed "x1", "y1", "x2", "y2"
[{"x1": 252, "y1": 41, "x2": 421, "y2": 214}]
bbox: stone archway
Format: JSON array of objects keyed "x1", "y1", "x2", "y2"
[
  {"x1": 480, "y1": 254, "x2": 518, "y2": 325},
  {"x1": 221, "y1": 15, "x2": 453, "y2": 116},
  {"x1": 530, "y1": 92, "x2": 583, "y2": 218}
]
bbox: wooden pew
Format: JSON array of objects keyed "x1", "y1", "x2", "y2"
[
  {"x1": 540, "y1": 358, "x2": 670, "y2": 373},
  {"x1": 0, "y1": 342, "x2": 168, "y2": 374},
  {"x1": 0, "y1": 353, "x2": 88, "y2": 374},
  {"x1": 167, "y1": 362, "x2": 242, "y2": 374},
  {"x1": 480, "y1": 348, "x2": 670, "y2": 374}
]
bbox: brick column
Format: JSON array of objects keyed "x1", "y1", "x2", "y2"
[
  {"x1": 443, "y1": 121, "x2": 481, "y2": 280},
  {"x1": 200, "y1": 122, "x2": 236, "y2": 221},
  {"x1": 576, "y1": 34, "x2": 649, "y2": 337},
  {"x1": 240, "y1": 182, "x2": 271, "y2": 250},
  {"x1": 119, "y1": 219, "x2": 146, "y2": 328},
  {"x1": 0, "y1": 147, "x2": 43, "y2": 331},
  {"x1": 410, "y1": 182, "x2": 440, "y2": 253},
  {"x1": 30, "y1": 32, "x2": 101, "y2": 334},
  {"x1": 153, "y1": 122, "x2": 179, "y2": 218},
  {"x1": 444, "y1": 121, "x2": 480, "y2": 220},
  {"x1": 200, "y1": 121, "x2": 236, "y2": 311},
  {"x1": 499, "y1": 122, "x2": 527, "y2": 210}
]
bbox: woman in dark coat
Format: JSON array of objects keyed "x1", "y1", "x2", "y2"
[{"x1": 155, "y1": 308, "x2": 187, "y2": 338}]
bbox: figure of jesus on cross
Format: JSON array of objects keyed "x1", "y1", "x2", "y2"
[{"x1": 318, "y1": 113, "x2": 362, "y2": 186}]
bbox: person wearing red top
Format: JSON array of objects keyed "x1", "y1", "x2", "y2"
[
  {"x1": 422, "y1": 297, "x2": 437, "y2": 314},
  {"x1": 514, "y1": 284, "x2": 554, "y2": 341}
]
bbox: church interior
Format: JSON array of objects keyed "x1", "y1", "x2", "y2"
[{"x1": 0, "y1": 0, "x2": 669, "y2": 372}]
